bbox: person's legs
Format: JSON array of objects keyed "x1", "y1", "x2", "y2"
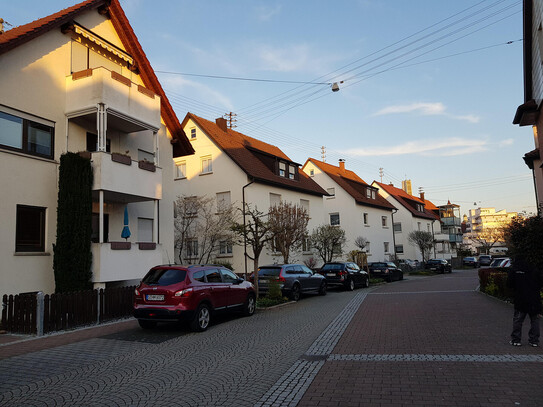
[
  {"x1": 528, "y1": 313, "x2": 541, "y2": 346},
  {"x1": 511, "y1": 309, "x2": 527, "y2": 344}
]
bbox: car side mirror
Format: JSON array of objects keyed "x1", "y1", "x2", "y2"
[{"x1": 234, "y1": 278, "x2": 244, "y2": 285}]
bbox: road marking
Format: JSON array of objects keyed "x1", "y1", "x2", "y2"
[
  {"x1": 328, "y1": 354, "x2": 543, "y2": 362},
  {"x1": 370, "y1": 289, "x2": 476, "y2": 295}
]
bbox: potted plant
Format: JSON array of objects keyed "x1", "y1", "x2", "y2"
[
  {"x1": 111, "y1": 151, "x2": 132, "y2": 165},
  {"x1": 138, "y1": 158, "x2": 156, "y2": 172}
]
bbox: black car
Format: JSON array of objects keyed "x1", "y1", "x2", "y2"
[
  {"x1": 425, "y1": 259, "x2": 452, "y2": 273},
  {"x1": 368, "y1": 262, "x2": 403, "y2": 282},
  {"x1": 319, "y1": 262, "x2": 369, "y2": 290},
  {"x1": 463, "y1": 257, "x2": 479, "y2": 268}
]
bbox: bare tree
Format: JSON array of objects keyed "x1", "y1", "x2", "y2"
[
  {"x1": 174, "y1": 194, "x2": 236, "y2": 264},
  {"x1": 471, "y1": 226, "x2": 504, "y2": 254},
  {"x1": 354, "y1": 236, "x2": 368, "y2": 251},
  {"x1": 231, "y1": 203, "x2": 273, "y2": 295},
  {"x1": 407, "y1": 231, "x2": 434, "y2": 262},
  {"x1": 268, "y1": 201, "x2": 309, "y2": 263},
  {"x1": 310, "y1": 224, "x2": 346, "y2": 263}
]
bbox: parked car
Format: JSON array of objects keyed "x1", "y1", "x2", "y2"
[
  {"x1": 398, "y1": 259, "x2": 418, "y2": 271},
  {"x1": 368, "y1": 262, "x2": 403, "y2": 282},
  {"x1": 319, "y1": 262, "x2": 369, "y2": 290},
  {"x1": 134, "y1": 265, "x2": 256, "y2": 332},
  {"x1": 253, "y1": 264, "x2": 326, "y2": 301},
  {"x1": 462, "y1": 257, "x2": 479, "y2": 268},
  {"x1": 489, "y1": 257, "x2": 511, "y2": 268},
  {"x1": 425, "y1": 259, "x2": 452, "y2": 273},
  {"x1": 478, "y1": 255, "x2": 492, "y2": 266}
]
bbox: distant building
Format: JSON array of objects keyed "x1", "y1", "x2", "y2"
[{"x1": 463, "y1": 207, "x2": 518, "y2": 254}]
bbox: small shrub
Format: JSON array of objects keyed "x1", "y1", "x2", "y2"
[
  {"x1": 267, "y1": 279, "x2": 283, "y2": 301},
  {"x1": 303, "y1": 257, "x2": 318, "y2": 270}
]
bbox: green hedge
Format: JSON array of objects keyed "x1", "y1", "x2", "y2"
[{"x1": 478, "y1": 268, "x2": 514, "y2": 300}]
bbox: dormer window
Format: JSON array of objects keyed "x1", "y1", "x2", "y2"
[
  {"x1": 289, "y1": 165, "x2": 296, "y2": 179},
  {"x1": 417, "y1": 203, "x2": 424, "y2": 212},
  {"x1": 279, "y1": 162, "x2": 286, "y2": 177},
  {"x1": 366, "y1": 187, "x2": 376, "y2": 199}
]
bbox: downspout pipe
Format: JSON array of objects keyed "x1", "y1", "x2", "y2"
[
  {"x1": 391, "y1": 208, "x2": 398, "y2": 260},
  {"x1": 242, "y1": 179, "x2": 254, "y2": 280}
]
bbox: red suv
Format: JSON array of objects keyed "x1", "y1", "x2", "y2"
[{"x1": 134, "y1": 265, "x2": 256, "y2": 332}]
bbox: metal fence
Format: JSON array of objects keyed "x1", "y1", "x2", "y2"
[{"x1": 1, "y1": 286, "x2": 135, "y2": 335}]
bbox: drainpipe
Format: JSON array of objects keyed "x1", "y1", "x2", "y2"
[
  {"x1": 431, "y1": 220, "x2": 436, "y2": 258},
  {"x1": 391, "y1": 208, "x2": 398, "y2": 260},
  {"x1": 242, "y1": 179, "x2": 254, "y2": 280}
]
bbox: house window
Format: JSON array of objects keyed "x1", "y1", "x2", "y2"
[
  {"x1": 219, "y1": 241, "x2": 233, "y2": 255},
  {"x1": 270, "y1": 193, "x2": 281, "y2": 208},
  {"x1": 427, "y1": 224, "x2": 431, "y2": 232},
  {"x1": 279, "y1": 162, "x2": 286, "y2": 177},
  {"x1": 186, "y1": 239, "x2": 198, "y2": 258},
  {"x1": 0, "y1": 110, "x2": 54, "y2": 159},
  {"x1": 91, "y1": 213, "x2": 109, "y2": 243},
  {"x1": 417, "y1": 203, "x2": 424, "y2": 212},
  {"x1": 300, "y1": 199, "x2": 309, "y2": 215},
  {"x1": 395, "y1": 244, "x2": 404, "y2": 254},
  {"x1": 382, "y1": 216, "x2": 388, "y2": 227},
  {"x1": 393, "y1": 222, "x2": 402, "y2": 232},
  {"x1": 138, "y1": 218, "x2": 153, "y2": 242},
  {"x1": 175, "y1": 161, "x2": 186, "y2": 179},
  {"x1": 201, "y1": 156, "x2": 212, "y2": 174},
  {"x1": 418, "y1": 222, "x2": 421, "y2": 230},
  {"x1": 363, "y1": 213, "x2": 369, "y2": 225},
  {"x1": 16, "y1": 205, "x2": 46, "y2": 252},
  {"x1": 86, "y1": 132, "x2": 110, "y2": 152},
  {"x1": 289, "y1": 165, "x2": 296, "y2": 179},
  {"x1": 302, "y1": 236, "x2": 311, "y2": 252},
  {"x1": 184, "y1": 197, "x2": 198, "y2": 217},
  {"x1": 330, "y1": 213, "x2": 340, "y2": 226},
  {"x1": 190, "y1": 128, "x2": 196, "y2": 139},
  {"x1": 366, "y1": 188, "x2": 376, "y2": 199},
  {"x1": 327, "y1": 187, "x2": 335, "y2": 198},
  {"x1": 366, "y1": 242, "x2": 371, "y2": 253},
  {"x1": 384, "y1": 242, "x2": 390, "y2": 253},
  {"x1": 309, "y1": 169, "x2": 314, "y2": 176},
  {"x1": 216, "y1": 191, "x2": 231, "y2": 212}
]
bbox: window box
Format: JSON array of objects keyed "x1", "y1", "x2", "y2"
[
  {"x1": 111, "y1": 152, "x2": 132, "y2": 165},
  {"x1": 138, "y1": 160, "x2": 156, "y2": 172},
  {"x1": 138, "y1": 242, "x2": 156, "y2": 250},
  {"x1": 110, "y1": 241, "x2": 131, "y2": 250}
]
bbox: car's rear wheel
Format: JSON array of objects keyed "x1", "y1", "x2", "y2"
[
  {"x1": 364, "y1": 276, "x2": 370, "y2": 288},
  {"x1": 290, "y1": 284, "x2": 301, "y2": 301},
  {"x1": 191, "y1": 303, "x2": 211, "y2": 332},
  {"x1": 318, "y1": 281, "x2": 327, "y2": 296},
  {"x1": 138, "y1": 319, "x2": 157, "y2": 330},
  {"x1": 243, "y1": 294, "x2": 256, "y2": 316}
]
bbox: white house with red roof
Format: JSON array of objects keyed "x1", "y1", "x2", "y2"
[
  {"x1": 302, "y1": 158, "x2": 396, "y2": 262},
  {"x1": 372, "y1": 182, "x2": 441, "y2": 261},
  {"x1": 174, "y1": 113, "x2": 327, "y2": 275},
  {"x1": 0, "y1": 0, "x2": 193, "y2": 295}
]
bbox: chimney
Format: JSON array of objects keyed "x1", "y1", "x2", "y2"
[
  {"x1": 215, "y1": 117, "x2": 228, "y2": 132},
  {"x1": 0, "y1": 19, "x2": 4, "y2": 34},
  {"x1": 338, "y1": 158, "x2": 345, "y2": 172},
  {"x1": 420, "y1": 192, "x2": 425, "y2": 201}
]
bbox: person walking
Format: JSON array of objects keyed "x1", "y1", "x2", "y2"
[{"x1": 507, "y1": 258, "x2": 542, "y2": 347}]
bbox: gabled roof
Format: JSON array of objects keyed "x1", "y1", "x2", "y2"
[
  {"x1": 304, "y1": 158, "x2": 395, "y2": 211},
  {"x1": 0, "y1": 0, "x2": 193, "y2": 156},
  {"x1": 183, "y1": 113, "x2": 327, "y2": 197},
  {"x1": 374, "y1": 182, "x2": 439, "y2": 221}
]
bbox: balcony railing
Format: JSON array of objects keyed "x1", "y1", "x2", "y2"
[{"x1": 92, "y1": 152, "x2": 162, "y2": 200}]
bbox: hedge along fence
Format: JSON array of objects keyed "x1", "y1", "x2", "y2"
[
  {"x1": 1, "y1": 286, "x2": 135, "y2": 335},
  {"x1": 478, "y1": 268, "x2": 515, "y2": 301}
]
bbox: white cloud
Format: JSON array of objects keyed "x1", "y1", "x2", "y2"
[
  {"x1": 343, "y1": 138, "x2": 488, "y2": 157},
  {"x1": 499, "y1": 138, "x2": 514, "y2": 147},
  {"x1": 373, "y1": 102, "x2": 480, "y2": 123},
  {"x1": 255, "y1": 4, "x2": 282, "y2": 21}
]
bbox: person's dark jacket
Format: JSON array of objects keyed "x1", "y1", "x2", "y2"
[{"x1": 506, "y1": 259, "x2": 543, "y2": 315}]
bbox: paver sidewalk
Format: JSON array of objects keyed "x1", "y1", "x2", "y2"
[{"x1": 296, "y1": 270, "x2": 543, "y2": 407}]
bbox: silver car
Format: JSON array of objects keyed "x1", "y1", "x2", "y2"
[{"x1": 255, "y1": 264, "x2": 327, "y2": 301}]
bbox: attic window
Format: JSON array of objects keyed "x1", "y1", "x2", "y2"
[
  {"x1": 279, "y1": 162, "x2": 286, "y2": 177},
  {"x1": 288, "y1": 165, "x2": 296, "y2": 179},
  {"x1": 366, "y1": 188, "x2": 376, "y2": 199},
  {"x1": 417, "y1": 203, "x2": 424, "y2": 212},
  {"x1": 190, "y1": 128, "x2": 196, "y2": 139}
]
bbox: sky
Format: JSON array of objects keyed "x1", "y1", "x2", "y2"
[{"x1": 4, "y1": 0, "x2": 537, "y2": 216}]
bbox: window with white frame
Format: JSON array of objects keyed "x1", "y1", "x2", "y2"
[
  {"x1": 138, "y1": 218, "x2": 153, "y2": 242},
  {"x1": 0, "y1": 110, "x2": 54, "y2": 159},
  {"x1": 279, "y1": 162, "x2": 286, "y2": 177},
  {"x1": 395, "y1": 244, "x2": 404, "y2": 254},
  {"x1": 270, "y1": 193, "x2": 281, "y2": 208},
  {"x1": 330, "y1": 213, "x2": 340, "y2": 226},
  {"x1": 219, "y1": 240, "x2": 233, "y2": 255},
  {"x1": 302, "y1": 236, "x2": 311, "y2": 252},
  {"x1": 427, "y1": 223, "x2": 431, "y2": 232},
  {"x1": 186, "y1": 239, "x2": 198, "y2": 258},
  {"x1": 393, "y1": 222, "x2": 402, "y2": 232},
  {"x1": 417, "y1": 222, "x2": 421, "y2": 231},
  {"x1": 288, "y1": 165, "x2": 296, "y2": 179},
  {"x1": 366, "y1": 242, "x2": 371, "y2": 253},
  {"x1": 417, "y1": 203, "x2": 424, "y2": 212},
  {"x1": 384, "y1": 242, "x2": 390, "y2": 253},
  {"x1": 190, "y1": 128, "x2": 196, "y2": 139},
  {"x1": 381, "y1": 216, "x2": 388, "y2": 227},
  {"x1": 216, "y1": 191, "x2": 231, "y2": 212},
  {"x1": 175, "y1": 160, "x2": 186, "y2": 179},
  {"x1": 363, "y1": 213, "x2": 369, "y2": 225},
  {"x1": 300, "y1": 199, "x2": 309, "y2": 215},
  {"x1": 201, "y1": 156, "x2": 212, "y2": 174}
]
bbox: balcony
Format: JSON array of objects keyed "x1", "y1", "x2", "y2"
[
  {"x1": 449, "y1": 234, "x2": 463, "y2": 243},
  {"x1": 441, "y1": 217, "x2": 461, "y2": 226},
  {"x1": 92, "y1": 151, "x2": 162, "y2": 202},
  {"x1": 92, "y1": 242, "x2": 162, "y2": 283},
  {"x1": 66, "y1": 67, "x2": 161, "y2": 131}
]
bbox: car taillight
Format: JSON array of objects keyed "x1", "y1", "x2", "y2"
[
  {"x1": 384, "y1": 268, "x2": 390, "y2": 274},
  {"x1": 338, "y1": 271, "x2": 347, "y2": 276},
  {"x1": 134, "y1": 288, "x2": 140, "y2": 296},
  {"x1": 174, "y1": 287, "x2": 193, "y2": 297},
  {"x1": 278, "y1": 273, "x2": 286, "y2": 283}
]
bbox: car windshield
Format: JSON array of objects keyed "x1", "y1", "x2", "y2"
[
  {"x1": 370, "y1": 263, "x2": 387, "y2": 268},
  {"x1": 427, "y1": 259, "x2": 440, "y2": 264},
  {"x1": 142, "y1": 268, "x2": 187, "y2": 285},
  {"x1": 258, "y1": 267, "x2": 281, "y2": 277},
  {"x1": 322, "y1": 264, "x2": 343, "y2": 271}
]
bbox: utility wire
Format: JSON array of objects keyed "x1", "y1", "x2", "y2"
[{"x1": 155, "y1": 71, "x2": 331, "y2": 85}]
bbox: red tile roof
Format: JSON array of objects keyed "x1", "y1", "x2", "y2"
[
  {"x1": 374, "y1": 182, "x2": 439, "y2": 220},
  {"x1": 304, "y1": 158, "x2": 395, "y2": 211},
  {"x1": 0, "y1": 0, "x2": 193, "y2": 156},
  {"x1": 184, "y1": 113, "x2": 327, "y2": 197}
]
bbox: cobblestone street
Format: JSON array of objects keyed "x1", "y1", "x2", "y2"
[{"x1": 1, "y1": 270, "x2": 542, "y2": 406}]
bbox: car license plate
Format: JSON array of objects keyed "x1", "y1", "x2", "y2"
[
  {"x1": 430, "y1": 267, "x2": 436, "y2": 271},
  {"x1": 146, "y1": 294, "x2": 164, "y2": 301},
  {"x1": 326, "y1": 273, "x2": 336, "y2": 277}
]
